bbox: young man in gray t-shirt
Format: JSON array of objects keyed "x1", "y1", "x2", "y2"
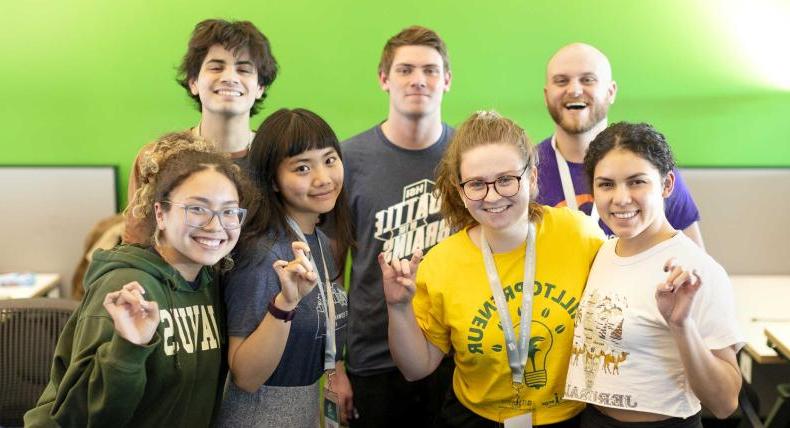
[{"x1": 331, "y1": 26, "x2": 455, "y2": 427}]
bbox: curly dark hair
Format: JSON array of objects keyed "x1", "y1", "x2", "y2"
[{"x1": 583, "y1": 121, "x2": 676, "y2": 190}]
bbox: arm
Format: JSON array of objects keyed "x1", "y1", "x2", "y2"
[
  {"x1": 228, "y1": 242, "x2": 318, "y2": 392},
  {"x1": 682, "y1": 221, "x2": 705, "y2": 250},
  {"x1": 657, "y1": 261, "x2": 740, "y2": 418},
  {"x1": 379, "y1": 251, "x2": 445, "y2": 381},
  {"x1": 49, "y1": 281, "x2": 161, "y2": 427}
]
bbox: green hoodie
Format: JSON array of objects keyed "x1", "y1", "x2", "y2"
[{"x1": 24, "y1": 245, "x2": 227, "y2": 427}]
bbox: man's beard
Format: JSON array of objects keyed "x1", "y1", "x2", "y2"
[{"x1": 548, "y1": 99, "x2": 608, "y2": 135}]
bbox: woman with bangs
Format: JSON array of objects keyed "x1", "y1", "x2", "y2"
[{"x1": 217, "y1": 108, "x2": 352, "y2": 427}]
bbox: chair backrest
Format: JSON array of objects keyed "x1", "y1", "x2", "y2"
[{"x1": 0, "y1": 297, "x2": 79, "y2": 426}]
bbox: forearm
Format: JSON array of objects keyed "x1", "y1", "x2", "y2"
[
  {"x1": 387, "y1": 303, "x2": 443, "y2": 381},
  {"x1": 228, "y1": 293, "x2": 294, "y2": 392},
  {"x1": 670, "y1": 320, "x2": 740, "y2": 418}
]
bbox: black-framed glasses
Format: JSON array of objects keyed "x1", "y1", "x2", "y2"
[
  {"x1": 162, "y1": 201, "x2": 247, "y2": 230},
  {"x1": 459, "y1": 167, "x2": 528, "y2": 201}
]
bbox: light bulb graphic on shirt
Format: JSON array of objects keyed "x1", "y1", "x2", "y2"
[{"x1": 523, "y1": 320, "x2": 554, "y2": 388}]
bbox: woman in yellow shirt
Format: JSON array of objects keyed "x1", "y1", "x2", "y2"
[{"x1": 381, "y1": 111, "x2": 604, "y2": 427}]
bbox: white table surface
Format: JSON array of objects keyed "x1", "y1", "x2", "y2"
[
  {"x1": 0, "y1": 273, "x2": 61, "y2": 299},
  {"x1": 732, "y1": 275, "x2": 790, "y2": 364},
  {"x1": 765, "y1": 324, "x2": 790, "y2": 361}
]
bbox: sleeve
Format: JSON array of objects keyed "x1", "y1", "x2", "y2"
[
  {"x1": 665, "y1": 167, "x2": 701, "y2": 230},
  {"x1": 48, "y1": 272, "x2": 161, "y2": 427},
  {"x1": 692, "y1": 261, "x2": 745, "y2": 351},
  {"x1": 224, "y1": 242, "x2": 284, "y2": 338},
  {"x1": 412, "y1": 254, "x2": 451, "y2": 354},
  {"x1": 122, "y1": 144, "x2": 153, "y2": 244}
]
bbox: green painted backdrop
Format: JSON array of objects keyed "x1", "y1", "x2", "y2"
[{"x1": 2, "y1": 0, "x2": 789, "y2": 205}]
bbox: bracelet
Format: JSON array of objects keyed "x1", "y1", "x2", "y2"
[{"x1": 268, "y1": 295, "x2": 297, "y2": 322}]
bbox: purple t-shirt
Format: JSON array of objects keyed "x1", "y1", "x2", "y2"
[{"x1": 535, "y1": 137, "x2": 700, "y2": 235}]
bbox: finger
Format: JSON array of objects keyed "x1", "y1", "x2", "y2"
[
  {"x1": 300, "y1": 270, "x2": 318, "y2": 283},
  {"x1": 123, "y1": 281, "x2": 145, "y2": 295},
  {"x1": 399, "y1": 258, "x2": 411, "y2": 277},
  {"x1": 663, "y1": 257, "x2": 679, "y2": 273},
  {"x1": 116, "y1": 289, "x2": 146, "y2": 315},
  {"x1": 377, "y1": 252, "x2": 393, "y2": 274},
  {"x1": 672, "y1": 271, "x2": 692, "y2": 289},
  {"x1": 409, "y1": 249, "x2": 423, "y2": 272},
  {"x1": 103, "y1": 290, "x2": 122, "y2": 307},
  {"x1": 291, "y1": 241, "x2": 311, "y2": 260}
]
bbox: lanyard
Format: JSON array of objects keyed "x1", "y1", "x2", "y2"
[
  {"x1": 286, "y1": 217, "x2": 337, "y2": 371},
  {"x1": 551, "y1": 135, "x2": 599, "y2": 225},
  {"x1": 480, "y1": 222, "x2": 536, "y2": 385}
]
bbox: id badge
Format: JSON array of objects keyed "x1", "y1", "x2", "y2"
[
  {"x1": 323, "y1": 385, "x2": 348, "y2": 428},
  {"x1": 504, "y1": 412, "x2": 532, "y2": 428}
]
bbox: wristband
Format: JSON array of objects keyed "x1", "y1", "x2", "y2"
[{"x1": 268, "y1": 295, "x2": 297, "y2": 322}]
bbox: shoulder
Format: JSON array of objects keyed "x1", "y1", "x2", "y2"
[
  {"x1": 341, "y1": 126, "x2": 381, "y2": 151},
  {"x1": 540, "y1": 206, "x2": 603, "y2": 239}
]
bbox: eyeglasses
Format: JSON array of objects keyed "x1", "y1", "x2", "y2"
[
  {"x1": 459, "y1": 167, "x2": 528, "y2": 201},
  {"x1": 162, "y1": 201, "x2": 247, "y2": 230}
]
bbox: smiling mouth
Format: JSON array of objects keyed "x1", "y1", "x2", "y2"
[
  {"x1": 192, "y1": 236, "x2": 225, "y2": 249},
  {"x1": 612, "y1": 211, "x2": 638, "y2": 219},
  {"x1": 484, "y1": 205, "x2": 510, "y2": 214},
  {"x1": 565, "y1": 102, "x2": 587, "y2": 110},
  {"x1": 214, "y1": 89, "x2": 243, "y2": 97}
]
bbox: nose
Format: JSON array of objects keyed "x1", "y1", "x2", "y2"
[
  {"x1": 612, "y1": 184, "x2": 631, "y2": 205},
  {"x1": 567, "y1": 79, "x2": 582, "y2": 97},
  {"x1": 312, "y1": 165, "x2": 332, "y2": 187},
  {"x1": 220, "y1": 66, "x2": 240, "y2": 84},
  {"x1": 410, "y1": 70, "x2": 427, "y2": 88},
  {"x1": 203, "y1": 212, "x2": 224, "y2": 231},
  {"x1": 482, "y1": 183, "x2": 501, "y2": 203}
]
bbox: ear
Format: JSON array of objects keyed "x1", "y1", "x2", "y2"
[
  {"x1": 527, "y1": 165, "x2": 538, "y2": 196},
  {"x1": 607, "y1": 80, "x2": 618, "y2": 105},
  {"x1": 255, "y1": 84, "x2": 265, "y2": 100},
  {"x1": 189, "y1": 77, "x2": 199, "y2": 96},
  {"x1": 154, "y1": 202, "x2": 167, "y2": 230},
  {"x1": 543, "y1": 86, "x2": 549, "y2": 107},
  {"x1": 457, "y1": 186, "x2": 469, "y2": 209},
  {"x1": 661, "y1": 170, "x2": 675, "y2": 198},
  {"x1": 379, "y1": 70, "x2": 390, "y2": 92},
  {"x1": 272, "y1": 181, "x2": 280, "y2": 192},
  {"x1": 443, "y1": 70, "x2": 452, "y2": 93}
]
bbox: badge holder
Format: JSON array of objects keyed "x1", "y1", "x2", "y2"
[{"x1": 323, "y1": 372, "x2": 348, "y2": 428}]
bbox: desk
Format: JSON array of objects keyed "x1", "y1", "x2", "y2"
[
  {"x1": 732, "y1": 275, "x2": 790, "y2": 365},
  {"x1": 0, "y1": 273, "x2": 61, "y2": 299},
  {"x1": 766, "y1": 325, "x2": 790, "y2": 361}
]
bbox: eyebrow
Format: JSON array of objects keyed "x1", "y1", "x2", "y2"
[
  {"x1": 205, "y1": 59, "x2": 255, "y2": 66},
  {"x1": 290, "y1": 148, "x2": 337, "y2": 163},
  {"x1": 184, "y1": 196, "x2": 239, "y2": 205},
  {"x1": 594, "y1": 173, "x2": 649, "y2": 181}
]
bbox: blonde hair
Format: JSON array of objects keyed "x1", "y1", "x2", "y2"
[{"x1": 435, "y1": 110, "x2": 542, "y2": 231}]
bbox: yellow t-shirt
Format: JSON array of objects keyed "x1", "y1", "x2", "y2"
[{"x1": 413, "y1": 206, "x2": 604, "y2": 423}]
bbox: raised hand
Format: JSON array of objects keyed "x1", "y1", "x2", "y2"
[
  {"x1": 272, "y1": 241, "x2": 318, "y2": 309},
  {"x1": 103, "y1": 281, "x2": 160, "y2": 346},
  {"x1": 378, "y1": 250, "x2": 423, "y2": 307},
  {"x1": 655, "y1": 258, "x2": 702, "y2": 327}
]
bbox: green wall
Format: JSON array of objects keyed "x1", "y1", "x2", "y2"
[{"x1": 2, "y1": 0, "x2": 789, "y2": 206}]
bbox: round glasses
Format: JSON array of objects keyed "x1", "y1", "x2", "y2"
[
  {"x1": 162, "y1": 201, "x2": 247, "y2": 230},
  {"x1": 459, "y1": 167, "x2": 528, "y2": 201}
]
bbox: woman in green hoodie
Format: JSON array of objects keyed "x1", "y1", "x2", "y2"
[{"x1": 25, "y1": 132, "x2": 257, "y2": 427}]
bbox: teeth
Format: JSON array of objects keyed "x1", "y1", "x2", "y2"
[
  {"x1": 565, "y1": 102, "x2": 586, "y2": 109},
  {"x1": 216, "y1": 90, "x2": 242, "y2": 96},
  {"x1": 612, "y1": 211, "x2": 637, "y2": 219},
  {"x1": 194, "y1": 237, "x2": 222, "y2": 248},
  {"x1": 485, "y1": 206, "x2": 508, "y2": 213}
]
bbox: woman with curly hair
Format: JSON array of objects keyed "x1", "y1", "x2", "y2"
[{"x1": 25, "y1": 131, "x2": 257, "y2": 427}]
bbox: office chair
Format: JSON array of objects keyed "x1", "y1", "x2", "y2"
[
  {"x1": 738, "y1": 375, "x2": 790, "y2": 428},
  {"x1": 0, "y1": 297, "x2": 78, "y2": 426}
]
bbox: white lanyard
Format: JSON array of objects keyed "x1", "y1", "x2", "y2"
[
  {"x1": 480, "y1": 223, "x2": 536, "y2": 385},
  {"x1": 551, "y1": 135, "x2": 599, "y2": 225},
  {"x1": 286, "y1": 217, "x2": 337, "y2": 371}
]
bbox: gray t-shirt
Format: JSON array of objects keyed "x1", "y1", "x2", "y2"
[
  {"x1": 223, "y1": 228, "x2": 348, "y2": 386},
  {"x1": 341, "y1": 124, "x2": 453, "y2": 375}
]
